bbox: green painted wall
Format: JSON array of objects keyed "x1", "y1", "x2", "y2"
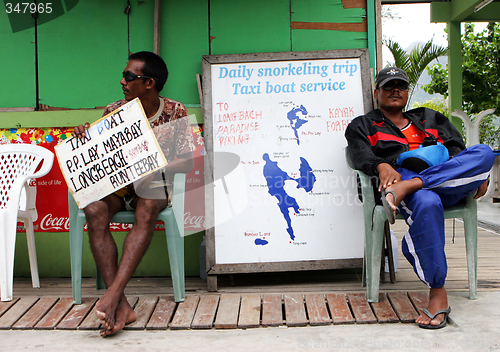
[
  {"x1": 161, "y1": 0, "x2": 209, "y2": 104},
  {"x1": 2, "y1": 0, "x2": 373, "y2": 278},
  {"x1": 0, "y1": 10, "x2": 35, "y2": 108},
  {"x1": 291, "y1": 0, "x2": 365, "y2": 23},
  {"x1": 292, "y1": 30, "x2": 367, "y2": 51},
  {"x1": 1, "y1": 0, "x2": 372, "y2": 111},
  {"x1": 291, "y1": 0, "x2": 367, "y2": 52},
  {"x1": 0, "y1": 107, "x2": 203, "y2": 129},
  {"x1": 10, "y1": 107, "x2": 203, "y2": 278},
  {"x1": 15, "y1": 230, "x2": 205, "y2": 277},
  {"x1": 37, "y1": 2, "x2": 134, "y2": 108},
  {"x1": 210, "y1": 0, "x2": 291, "y2": 54}
]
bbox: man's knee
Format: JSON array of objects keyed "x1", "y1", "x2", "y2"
[
  {"x1": 135, "y1": 199, "x2": 164, "y2": 223},
  {"x1": 84, "y1": 201, "x2": 116, "y2": 233},
  {"x1": 84, "y1": 201, "x2": 109, "y2": 221},
  {"x1": 464, "y1": 144, "x2": 495, "y2": 169}
]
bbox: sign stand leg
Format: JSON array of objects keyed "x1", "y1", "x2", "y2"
[{"x1": 207, "y1": 275, "x2": 218, "y2": 292}]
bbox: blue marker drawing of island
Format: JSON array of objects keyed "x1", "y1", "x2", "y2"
[
  {"x1": 261, "y1": 153, "x2": 316, "y2": 243},
  {"x1": 287, "y1": 105, "x2": 308, "y2": 145}
]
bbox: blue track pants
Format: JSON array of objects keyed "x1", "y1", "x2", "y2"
[{"x1": 397, "y1": 144, "x2": 495, "y2": 288}]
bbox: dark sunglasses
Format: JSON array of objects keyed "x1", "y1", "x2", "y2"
[
  {"x1": 380, "y1": 80, "x2": 409, "y2": 91},
  {"x1": 122, "y1": 71, "x2": 157, "y2": 82}
]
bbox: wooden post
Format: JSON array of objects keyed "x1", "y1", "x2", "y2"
[{"x1": 153, "y1": 0, "x2": 161, "y2": 55}]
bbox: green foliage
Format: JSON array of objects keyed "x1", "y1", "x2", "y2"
[
  {"x1": 425, "y1": 23, "x2": 500, "y2": 149},
  {"x1": 411, "y1": 99, "x2": 449, "y2": 117},
  {"x1": 425, "y1": 22, "x2": 500, "y2": 115},
  {"x1": 411, "y1": 99, "x2": 500, "y2": 148},
  {"x1": 384, "y1": 38, "x2": 448, "y2": 104},
  {"x1": 479, "y1": 115, "x2": 500, "y2": 150}
]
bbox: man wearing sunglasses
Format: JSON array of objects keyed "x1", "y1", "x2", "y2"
[
  {"x1": 72, "y1": 51, "x2": 195, "y2": 336},
  {"x1": 345, "y1": 67, "x2": 494, "y2": 329}
]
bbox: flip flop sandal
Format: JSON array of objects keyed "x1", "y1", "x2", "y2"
[
  {"x1": 418, "y1": 307, "x2": 451, "y2": 329},
  {"x1": 381, "y1": 188, "x2": 397, "y2": 224}
]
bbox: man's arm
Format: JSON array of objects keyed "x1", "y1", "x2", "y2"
[
  {"x1": 376, "y1": 163, "x2": 402, "y2": 192},
  {"x1": 133, "y1": 152, "x2": 194, "y2": 196},
  {"x1": 164, "y1": 152, "x2": 194, "y2": 177},
  {"x1": 345, "y1": 117, "x2": 388, "y2": 176}
]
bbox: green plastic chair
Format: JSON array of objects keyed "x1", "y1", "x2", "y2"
[
  {"x1": 68, "y1": 173, "x2": 186, "y2": 304},
  {"x1": 345, "y1": 147, "x2": 478, "y2": 303}
]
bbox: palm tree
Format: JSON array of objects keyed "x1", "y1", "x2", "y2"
[{"x1": 384, "y1": 38, "x2": 448, "y2": 106}]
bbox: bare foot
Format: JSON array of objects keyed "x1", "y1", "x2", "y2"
[
  {"x1": 415, "y1": 287, "x2": 449, "y2": 327},
  {"x1": 95, "y1": 287, "x2": 122, "y2": 331},
  {"x1": 100, "y1": 296, "x2": 136, "y2": 337},
  {"x1": 384, "y1": 178, "x2": 424, "y2": 215}
]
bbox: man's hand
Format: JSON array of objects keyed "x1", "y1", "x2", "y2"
[
  {"x1": 72, "y1": 123, "x2": 91, "y2": 138},
  {"x1": 377, "y1": 163, "x2": 401, "y2": 192},
  {"x1": 473, "y1": 179, "x2": 489, "y2": 199}
]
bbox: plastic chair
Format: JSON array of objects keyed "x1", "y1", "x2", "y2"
[
  {"x1": 68, "y1": 173, "x2": 186, "y2": 304},
  {"x1": 0, "y1": 144, "x2": 54, "y2": 302},
  {"x1": 345, "y1": 147, "x2": 478, "y2": 303}
]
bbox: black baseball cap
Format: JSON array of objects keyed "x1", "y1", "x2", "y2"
[{"x1": 376, "y1": 67, "x2": 409, "y2": 88}]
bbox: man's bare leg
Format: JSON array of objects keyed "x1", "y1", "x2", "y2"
[
  {"x1": 84, "y1": 195, "x2": 136, "y2": 334},
  {"x1": 415, "y1": 287, "x2": 449, "y2": 327},
  {"x1": 93, "y1": 197, "x2": 167, "y2": 336}
]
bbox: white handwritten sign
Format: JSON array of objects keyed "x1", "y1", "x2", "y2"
[{"x1": 55, "y1": 98, "x2": 167, "y2": 209}]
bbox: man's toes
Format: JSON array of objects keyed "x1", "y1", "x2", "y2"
[
  {"x1": 106, "y1": 324, "x2": 123, "y2": 337},
  {"x1": 430, "y1": 315, "x2": 445, "y2": 326},
  {"x1": 100, "y1": 326, "x2": 112, "y2": 337},
  {"x1": 95, "y1": 309, "x2": 106, "y2": 320},
  {"x1": 104, "y1": 315, "x2": 115, "y2": 330},
  {"x1": 416, "y1": 313, "x2": 431, "y2": 325}
]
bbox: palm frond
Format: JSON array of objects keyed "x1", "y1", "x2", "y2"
[{"x1": 383, "y1": 38, "x2": 448, "y2": 105}]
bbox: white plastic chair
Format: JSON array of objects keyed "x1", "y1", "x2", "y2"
[{"x1": 0, "y1": 144, "x2": 54, "y2": 301}]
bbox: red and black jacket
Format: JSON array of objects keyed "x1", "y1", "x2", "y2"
[{"x1": 345, "y1": 107, "x2": 465, "y2": 177}]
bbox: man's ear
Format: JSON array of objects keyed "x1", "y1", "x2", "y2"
[
  {"x1": 145, "y1": 78, "x2": 156, "y2": 91},
  {"x1": 374, "y1": 88, "x2": 379, "y2": 100}
]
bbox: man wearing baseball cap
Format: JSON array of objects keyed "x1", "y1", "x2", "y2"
[{"x1": 345, "y1": 67, "x2": 494, "y2": 329}]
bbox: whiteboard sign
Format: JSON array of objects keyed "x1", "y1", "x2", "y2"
[
  {"x1": 55, "y1": 98, "x2": 167, "y2": 209},
  {"x1": 203, "y1": 50, "x2": 373, "y2": 275}
]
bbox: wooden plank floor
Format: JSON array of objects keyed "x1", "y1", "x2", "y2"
[
  {"x1": 1, "y1": 219, "x2": 499, "y2": 331},
  {"x1": 0, "y1": 292, "x2": 435, "y2": 330}
]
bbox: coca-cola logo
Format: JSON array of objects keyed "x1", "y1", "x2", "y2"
[
  {"x1": 40, "y1": 213, "x2": 70, "y2": 231},
  {"x1": 110, "y1": 223, "x2": 133, "y2": 230},
  {"x1": 184, "y1": 212, "x2": 205, "y2": 229},
  {"x1": 37, "y1": 213, "x2": 206, "y2": 231}
]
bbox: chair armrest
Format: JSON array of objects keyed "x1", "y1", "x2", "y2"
[
  {"x1": 345, "y1": 147, "x2": 378, "y2": 207},
  {"x1": 345, "y1": 146, "x2": 378, "y2": 231},
  {"x1": 32, "y1": 148, "x2": 54, "y2": 179}
]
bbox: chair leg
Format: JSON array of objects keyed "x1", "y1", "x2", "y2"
[
  {"x1": 165, "y1": 217, "x2": 185, "y2": 303},
  {"x1": 361, "y1": 254, "x2": 367, "y2": 288},
  {"x1": 24, "y1": 220, "x2": 40, "y2": 289},
  {"x1": 463, "y1": 214, "x2": 478, "y2": 300},
  {"x1": 96, "y1": 268, "x2": 106, "y2": 290},
  {"x1": 384, "y1": 221, "x2": 396, "y2": 283},
  {"x1": 0, "y1": 213, "x2": 15, "y2": 301},
  {"x1": 69, "y1": 216, "x2": 86, "y2": 305},
  {"x1": 365, "y1": 209, "x2": 386, "y2": 303}
]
